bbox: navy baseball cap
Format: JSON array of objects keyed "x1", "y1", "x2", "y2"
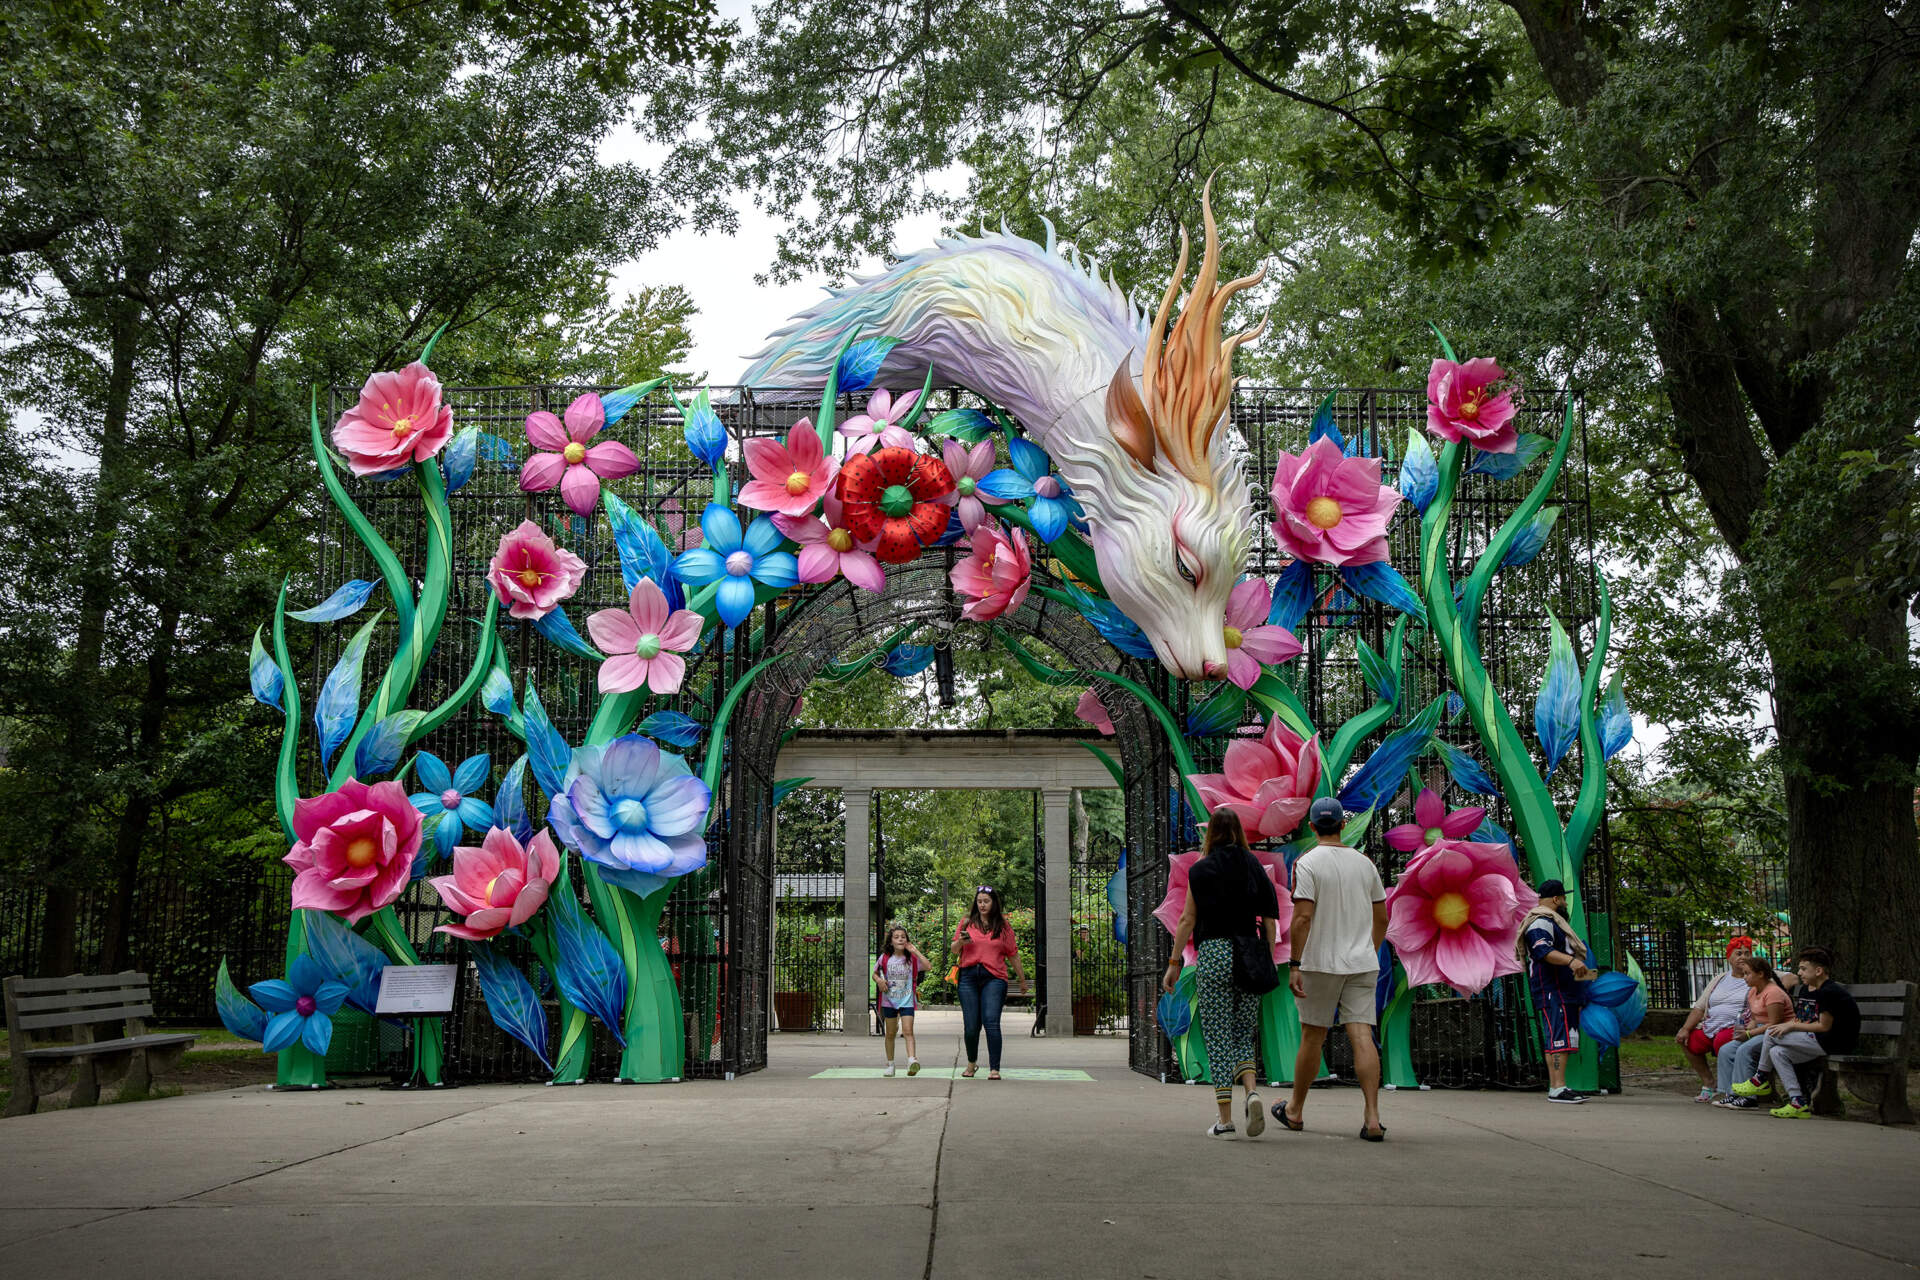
[
  {"x1": 1537, "y1": 879, "x2": 1567, "y2": 898},
  {"x1": 1308, "y1": 796, "x2": 1345, "y2": 833}
]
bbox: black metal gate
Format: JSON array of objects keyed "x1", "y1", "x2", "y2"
[{"x1": 1069, "y1": 832, "x2": 1129, "y2": 1035}]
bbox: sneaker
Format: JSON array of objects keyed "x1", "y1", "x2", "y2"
[
  {"x1": 1722, "y1": 1096, "x2": 1762, "y2": 1111},
  {"x1": 1546, "y1": 1087, "x2": 1584, "y2": 1104},
  {"x1": 883, "y1": 1063, "x2": 896, "y2": 1077},
  {"x1": 1709, "y1": 1094, "x2": 1736, "y2": 1107},
  {"x1": 1770, "y1": 1099, "x2": 1811, "y2": 1119},
  {"x1": 906, "y1": 1059, "x2": 920, "y2": 1076},
  {"x1": 1206, "y1": 1122, "x2": 1235, "y2": 1138},
  {"x1": 1731, "y1": 1078, "x2": 1771, "y2": 1098},
  {"x1": 1244, "y1": 1094, "x2": 1266, "y2": 1138},
  {"x1": 1692, "y1": 1087, "x2": 1715, "y2": 1104}
]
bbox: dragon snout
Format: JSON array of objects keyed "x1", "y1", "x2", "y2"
[{"x1": 1201, "y1": 660, "x2": 1229, "y2": 680}]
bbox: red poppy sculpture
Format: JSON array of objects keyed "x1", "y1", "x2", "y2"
[{"x1": 833, "y1": 445, "x2": 957, "y2": 563}]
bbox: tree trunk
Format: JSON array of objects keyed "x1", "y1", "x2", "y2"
[
  {"x1": 97, "y1": 590, "x2": 182, "y2": 971},
  {"x1": 36, "y1": 887, "x2": 80, "y2": 976}
]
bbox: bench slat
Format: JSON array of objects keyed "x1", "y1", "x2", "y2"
[
  {"x1": 1853, "y1": 1001, "x2": 1907, "y2": 1017},
  {"x1": 22, "y1": 1033, "x2": 196, "y2": 1059},
  {"x1": 1845, "y1": 983, "x2": 1915, "y2": 999},
  {"x1": 6, "y1": 972, "x2": 150, "y2": 995},
  {"x1": 1857, "y1": 1019, "x2": 1907, "y2": 1036},
  {"x1": 15, "y1": 1002, "x2": 153, "y2": 1030},
  {"x1": 13, "y1": 987, "x2": 155, "y2": 1014}
]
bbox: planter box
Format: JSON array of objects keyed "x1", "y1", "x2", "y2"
[
  {"x1": 1072, "y1": 994, "x2": 1104, "y2": 1036},
  {"x1": 773, "y1": 991, "x2": 818, "y2": 1031}
]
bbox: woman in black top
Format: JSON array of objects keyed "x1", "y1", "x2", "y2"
[{"x1": 1161, "y1": 809, "x2": 1281, "y2": 1138}]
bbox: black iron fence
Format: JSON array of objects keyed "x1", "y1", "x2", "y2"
[{"x1": 1069, "y1": 839, "x2": 1128, "y2": 1035}]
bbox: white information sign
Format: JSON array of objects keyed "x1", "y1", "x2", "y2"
[{"x1": 374, "y1": 964, "x2": 458, "y2": 1015}]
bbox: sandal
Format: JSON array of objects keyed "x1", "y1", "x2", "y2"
[
  {"x1": 988, "y1": 1069, "x2": 1002, "y2": 1080},
  {"x1": 961, "y1": 1065, "x2": 977, "y2": 1078},
  {"x1": 1360, "y1": 1124, "x2": 1386, "y2": 1142},
  {"x1": 1270, "y1": 1101, "x2": 1304, "y2": 1132}
]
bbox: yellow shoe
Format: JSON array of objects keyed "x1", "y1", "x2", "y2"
[
  {"x1": 1769, "y1": 1100, "x2": 1811, "y2": 1119},
  {"x1": 1731, "y1": 1079, "x2": 1771, "y2": 1098}
]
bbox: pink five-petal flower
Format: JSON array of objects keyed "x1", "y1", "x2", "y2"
[
  {"x1": 331, "y1": 361, "x2": 455, "y2": 476},
  {"x1": 430, "y1": 828, "x2": 562, "y2": 941},
  {"x1": 284, "y1": 778, "x2": 422, "y2": 923},
  {"x1": 1186, "y1": 719, "x2": 1322, "y2": 841},
  {"x1": 1384, "y1": 840, "x2": 1537, "y2": 994},
  {"x1": 950, "y1": 522, "x2": 1031, "y2": 621},
  {"x1": 778, "y1": 513, "x2": 887, "y2": 593},
  {"x1": 1221, "y1": 577, "x2": 1304, "y2": 690},
  {"x1": 1383, "y1": 787, "x2": 1488, "y2": 854},
  {"x1": 486, "y1": 520, "x2": 588, "y2": 620},
  {"x1": 1269, "y1": 436, "x2": 1404, "y2": 566},
  {"x1": 1152, "y1": 848, "x2": 1296, "y2": 966},
  {"x1": 520, "y1": 394, "x2": 641, "y2": 516},
  {"x1": 837, "y1": 388, "x2": 921, "y2": 454},
  {"x1": 941, "y1": 438, "x2": 1003, "y2": 533},
  {"x1": 739, "y1": 419, "x2": 837, "y2": 516},
  {"x1": 1426, "y1": 357, "x2": 1519, "y2": 454},
  {"x1": 1075, "y1": 689, "x2": 1115, "y2": 736},
  {"x1": 586, "y1": 577, "x2": 703, "y2": 696}
]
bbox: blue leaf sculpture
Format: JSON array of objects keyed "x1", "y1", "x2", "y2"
[
  {"x1": 533, "y1": 605, "x2": 604, "y2": 662},
  {"x1": 604, "y1": 490, "x2": 684, "y2": 608},
  {"x1": 1534, "y1": 611, "x2": 1581, "y2": 778},
  {"x1": 441, "y1": 426, "x2": 478, "y2": 495},
  {"x1": 1338, "y1": 698, "x2": 1444, "y2": 814},
  {"x1": 1186, "y1": 684, "x2": 1246, "y2": 736},
  {"x1": 544, "y1": 864, "x2": 628, "y2": 1044},
  {"x1": 681, "y1": 387, "x2": 727, "y2": 468},
  {"x1": 1431, "y1": 737, "x2": 1503, "y2": 799},
  {"x1": 1467, "y1": 433, "x2": 1548, "y2": 480},
  {"x1": 835, "y1": 337, "x2": 899, "y2": 394},
  {"x1": 1342, "y1": 561, "x2": 1428, "y2": 624},
  {"x1": 1267, "y1": 557, "x2": 1315, "y2": 632},
  {"x1": 521, "y1": 679, "x2": 573, "y2": 801},
  {"x1": 882, "y1": 644, "x2": 937, "y2": 678},
  {"x1": 290, "y1": 579, "x2": 378, "y2": 623},
  {"x1": 1445, "y1": 691, "x2": 1466, "y2": 722},
  {"x1": 493, "y1": 755, "x2": 532, "y2": 843},
  {"x1": 214, "y1": 957, "x2": 268, "y2": 1042},
  {"x1": 638, "y1": 711, "x2": 704, "y2": 748},
  {"x1": 1355, "y1": 638, "x2": 1396, "y2": 705},
  {"x1": 248, "y1": 627, "x2": 284, "y2": 711},
  {"x1": 1470, "y1": 817, "x2": 1518, "y2": 856},
  {"x1": 926, "y1": 407, "x2": 996, "y2": 443},
  {"x1": 300, "y1": 910, "x2": 390, "y2": 1016},
  {"x1": 469, "y1": 943, "x2": 552, "y2": 1071},
  {"x1": 601, "y1": 381, "x2": 653, "y2": 427},
  {"x1": 477, "y1": 431, "x2": 521, "y2": 474},
  {"x1": 772, "y1": 776, "x2": 813, "y2": 805},
  {"x1": 1307, "y1": 392, "x2": 1344, "y2": 450},
  {"x1": 1601, "y1": 673, "x2": 1633, "y2": 760},
  {"x1": 1058, "y1": 579, "x2": 1156, "y2": 659},
  {"x1": 1106, "y1": 849, "x2": 1128, "y2": 946},
  {"x1": 314, "y1": 612, "x2": 382, "y2": 771},
  {"x1": 354, "y1": 710, "x2": 424, "y2": 780},
  {"x1": 1398, "y1": 429, "x2": 1439, "y2": 513},
  {"x1": 481, "y1": 667, "x2": 517, "y2": 719},
  {"x1": 1501, "y1": 505, "x2": 1560, "y2": 569}
]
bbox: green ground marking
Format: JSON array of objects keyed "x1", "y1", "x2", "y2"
[{"x1": 809, "y1": 1067, "x2": 1096, "y2": 1081}]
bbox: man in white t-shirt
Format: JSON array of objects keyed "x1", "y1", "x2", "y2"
[{"x1": 1272, "y1": 796, "x2": 1389, "y2": 1140}]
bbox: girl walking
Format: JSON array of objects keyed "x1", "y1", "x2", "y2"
[
  {"x1": 1161, "y1": 809, "x2": 1282, "y2": 1138},
  {"x1": 953, "y1": 886, "x2": 1028, "y2": 1079},
  {"x1": 874, "y1": 924, "x2": 929, "y2": 1076}
]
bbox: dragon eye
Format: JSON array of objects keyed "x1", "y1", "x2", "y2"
[{"x1": 1173, "y1": 536, "x2": 1201, "y2": 588}]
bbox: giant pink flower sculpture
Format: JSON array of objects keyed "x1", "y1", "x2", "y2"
[
  {"x1": 942, "y1": 438, "x2": 1004, "y2": 534},
  {"x1": 521, "y1": 394, "x2": 641, "y2": 515},
  {"x1": 284, "y1": 778, "x2": 423, "y2": 923},
  {"x1": 487, "y1": 520, "x2": 587, "y2": 620},
  {"x1": 587, "y1": 577, "x2": 703, "y2": 696},
  {"x1": 1221, "y1": 577, "x2": 1303, "y2": 690},
  {"x1": 332, "y1": 361, "x2": 454, "y2": 476},
  {"x1": 1270, "y1": 436, "x2": 1403, "y2": 566},
  {"x1": 1384, "y1": 840, "x2": 1537, "y2": 993},
  {"x1": 951, "y1": 522, "x2": 1031, "y2": 621},
  {"x1": 739, "y1": 419, "x2": 836, "y2": 517},
  {"x1": 1188, "y1": 719, "x2": 1322, "y2": 840},
  {"x1": 1426, "y1": 357, "x2": 1519, "y2": 454},
  {"x1": 1152, "y1": 848, "x2": 1296, "y2": 966},
  {"x1": 430, "y1": 827, "x2": 562, "y2": 941},
  {"x1": 1384, "y1": 788, "x2": 1487, "y2": 855},
  {"x1": 775, "y1": 491, "x2": 885, "y2": 592},
  {"x1": 838, "y1": 388, "x2": 919, "y2": 454}
]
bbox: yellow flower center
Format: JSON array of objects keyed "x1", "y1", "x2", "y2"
[
  {"x1": 517, "y1": 567, "x2": 543, "y2": 587},
  {"x1": 1432, "y1": 891, "x2": 1470, "y2": 930},
  {"x1": 826, "y1": 528, "x2": 854, "y2": 553},
  {"x1": 484, "y1": 874, "x2": 503, "y2": 904},
  {"x1": 1460, "y1": 394, "x2": 1480, "y2": 419},
  {"x1": 1223, "y1": 625, "x2": 1243, "y2": 649},
  {"x1": 563, "y1": 441, "x2": 587, "y2": 464},
  {"x1": 389, "y1": 416, "x2": 414, "y2": 438},
  {"x1": 786, "y1": 471, "x2": 811, "y2": 495},
  {"x1": 1305, "y1": 496, "x2": 1343, "y2": 530},
  {"x1": 345, "y1": 837, "x2": 379, "y2": 869}
]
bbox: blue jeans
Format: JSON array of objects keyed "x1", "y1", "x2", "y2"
[
  {"x1": 957, "y1": 965, "x2": 1008, "y2": 1069},
  {"x1": 1718, "y1": 1033, "x2": 1769, "y2": 1095}
]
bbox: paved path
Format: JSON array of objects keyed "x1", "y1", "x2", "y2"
[{"x1": 3, "y1": 1014, "x2": 1916, "y2": 1278}]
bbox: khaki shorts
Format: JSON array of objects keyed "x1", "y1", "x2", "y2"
[{"x1": 1295, "y1": 969, "x2": 1378, "y2": 1028}]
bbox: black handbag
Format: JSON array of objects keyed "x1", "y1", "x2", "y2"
[{"x1": 1231, "y1": 934, "x2": 1280, "y2": 995}]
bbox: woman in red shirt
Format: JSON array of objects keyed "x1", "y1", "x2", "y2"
[{"x1": 952, "y1": 886, "x2": 1028, "y2": 1079}]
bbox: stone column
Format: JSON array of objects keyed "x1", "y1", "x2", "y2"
[
  {"x1": 1043, "y1": 787, "x2": 1073, "y2": 1036},
  {"x1": 843, "y1": 787, "x2": 873, "y2": 1035}
]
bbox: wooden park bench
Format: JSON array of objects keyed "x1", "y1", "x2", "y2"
[
  {"x1": 1800, "y1": 979, "x2": 1916, "y2": 1125},
  {"x1": 3, "y1": 972, "x2": 197, "y2": 1117}
]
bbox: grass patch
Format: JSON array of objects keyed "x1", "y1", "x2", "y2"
[{"x1": 1615, "y1": 1034, "x2": 1686, "y2": 1073}]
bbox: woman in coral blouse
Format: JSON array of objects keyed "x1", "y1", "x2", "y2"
[{"x1": 952, "y1": 886, "x2": 1028, "y2": 1080}]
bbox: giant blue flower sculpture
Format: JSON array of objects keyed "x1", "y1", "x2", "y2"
[
  {"x1": 547, "y1": 734, "x2": 712, "y2": 897},
  {"x1": 249, "y1": 955, "x2": 349, "y2": 1056}
]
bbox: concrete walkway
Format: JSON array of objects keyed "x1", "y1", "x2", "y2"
[{"x1": 2, "y1": 1012, "x2": 1915, "y2": 1278}]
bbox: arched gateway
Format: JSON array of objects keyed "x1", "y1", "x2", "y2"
[{"x1": 224, "y1": 209, "x2": 1629, "y2": 1093}]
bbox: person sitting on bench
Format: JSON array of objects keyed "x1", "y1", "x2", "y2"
[{"x1": 1732, "y1": 946, "x2": 1860, "y2": 1119}]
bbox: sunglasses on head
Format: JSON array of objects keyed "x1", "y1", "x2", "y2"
[{"x1": 975, "y1": 885, "x2": 995, "y2": 894}]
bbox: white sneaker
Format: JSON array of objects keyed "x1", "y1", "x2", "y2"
[
  {"x1": 1546, "y1": 1087, "x2": 1584, "y2": 1104},
  {"x1": 883, "y1": 1063, "x2": 896, "y2": 1077},
  {"x1": 906, "y1": 1059, "x2": 920, "y2": 1076}
]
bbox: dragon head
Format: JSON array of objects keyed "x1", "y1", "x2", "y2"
[{"x1": 1091, "y1": 184, "x2": 1264, "y2": 680}]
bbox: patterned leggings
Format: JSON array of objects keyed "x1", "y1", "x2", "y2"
[{"x1": 1196, "y1": 938, "x2": 1258, "y2": 1102}]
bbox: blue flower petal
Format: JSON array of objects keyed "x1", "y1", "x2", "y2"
[
  {"x1": 1007, "y1": 436, "x2": 1051, "y2": 483},
  {"x1": 288, "y1": 954, "x2": 329, "y2": 995},
  {"x1": 299, "y1": 1010, "x2": 335, "y2": 1057},
  {"x1": 415, "y1": 750, "x2": 454, "y2": 797},
  {"x1": 434, "y1": 814, "x2": 459, "y2": 860},
  {"x1": 261, "y1": 1010, "x2": 305, "y2": 1053},
  {"x1": 456, "y1": 796, "x2": 494, "y2": 832},
  {"x1": 312, "y1": 979, "x2": 351, "y2": 1017},
  {"x1": 452, "y1": 753, "x2": 492, "y2": 797},
  {"x1": 715, "y1": 575, "x2": 757, "y2": 628},
  {"x1": 699, "y1": 502, "x2": 743, "y2": 554},
  {"x1": 976, "y1": 470, "x2": 1033, "y2": 502},
  {"x1": 674, "y1": 546, "x2": 727, "y2": 586},
  {"x1": 1028, "y1": 497, "x2": 1069, "y2": 543},
  {"x1": 741, "y1": 513, "x2": 785, "y2": 559},
  {"x1": 249, "y1": 978, "x2": 298, "y2": 1013},
  {"x1": 751, "y1": 551, "x2": 799, "y2": 589}
]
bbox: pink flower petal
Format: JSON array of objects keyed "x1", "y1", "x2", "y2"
[
  {"x1": 587, "y1": 606, "x2": 641, "y2": 656},
  {"x1": 841, "y1": 550, "x2": 885, "y2": 593},
  {"x1": 519, "y1": 452, "x2": 567, "y2": 493},
  {"x1": 525, "y1": 411, "x2": 568, "y2": 451},
  {"x1": 559, "y1": 464, "x2": 602, "y2": 515},
  {"x1": 659, "y1": 609, "x2": 704, "y2": 651},
  {"x1": 628, "y1": 578, "x2": 669, "y2": 633},
  {"x1": 562, "y1": 393, "x2": 604, "y2": 443},
  {"x1": 586, "y1": 440, "x2": 639, "y2": 479},
  {"x1": 598, "y1": 653, "x2": 648, "y2": 695},
  {"x1": 644, "y1": 651, "x2": 686, "y2": 695}
]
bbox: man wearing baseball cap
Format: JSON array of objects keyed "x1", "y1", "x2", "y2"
[
  {"x1": 1522, "y1": 879, "x2": 1596, "y2": 1103},
  {"x1": 1272, "y1": 796, "x2": 1389, "y2": 1141}
]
